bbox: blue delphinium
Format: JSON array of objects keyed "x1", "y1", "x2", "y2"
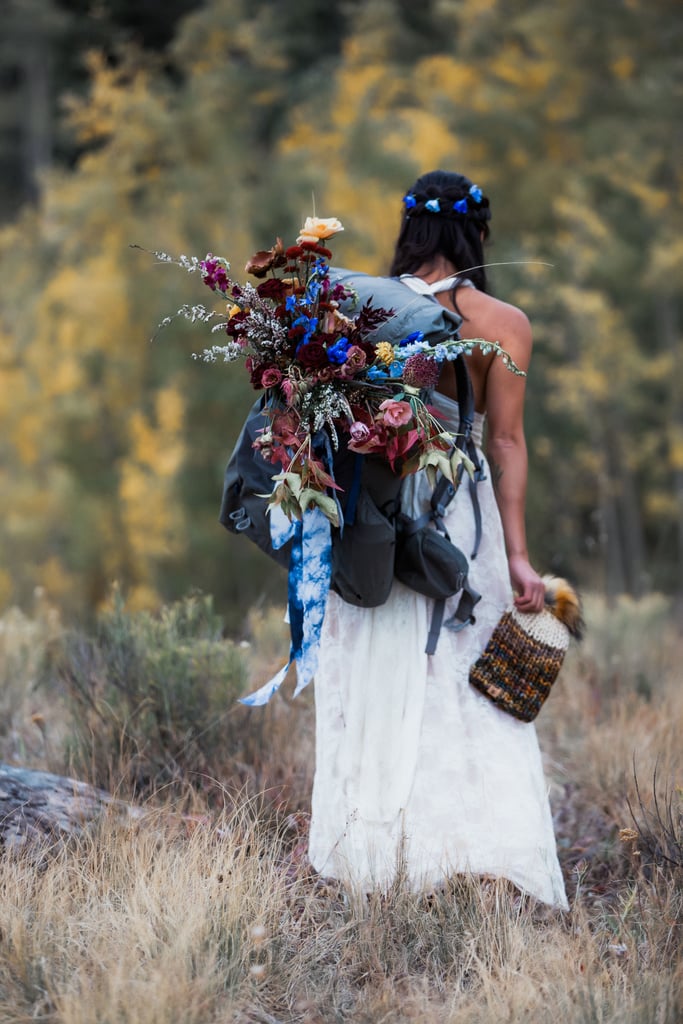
[{"x1": 327, "y1": 336, "x2": 351, "y2": 364}]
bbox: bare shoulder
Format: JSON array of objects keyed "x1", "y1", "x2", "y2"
[
  {"x1": 455, "y1": 288, "x2": 532, "y2": 369},
  {"x1": 456, "y1": 288, "x2": 530, "y2": 341}
]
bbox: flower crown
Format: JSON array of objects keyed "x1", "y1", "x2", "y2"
[{"x1": 402, "y1": 183, "x2": 490, "y2": 221}]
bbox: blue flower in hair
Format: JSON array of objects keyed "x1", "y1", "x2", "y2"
[
  {"x1": 367, "y1": 365, "x2": 389, "y2": 381},
  {"x1": 389, "y1": 361, "x2": 403, "y2": 378},
  {"x1": 453, "y1": 198, "x2": 468, "y2": 214},
  {"x1": 425, "y1": 199, "x2": 441, "y2": 213},
  {"x1": 469, "y1": 184, "x2": 483, "y2": 203},
  {"x1": 403, "y1": 193, "x2": 417, "y2": 209}
]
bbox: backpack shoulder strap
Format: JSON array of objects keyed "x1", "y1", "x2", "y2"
[
  {"x1": 448, "y1": 353, "x2": 486, "y2": 559},
  {"x1": 422, "y1": 355, "x2": 485, "y2": 653}
]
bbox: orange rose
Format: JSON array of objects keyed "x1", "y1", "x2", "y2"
[{"x1": 296, "y1": 217, "x2": 344, "y2": 244}]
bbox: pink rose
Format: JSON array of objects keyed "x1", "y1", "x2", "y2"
[
  {"x1": 349, "y1": 421, "x2": 371, "y2": 443},
  {"x1": 261, "y1": 367, "x2": 283, "y2": 388},
  {"x1": 339, "y1": 345, "x2": 367, "y2": 379},
  {"x1": 379, "y1": 399, "x2": 413, "y2": 428},
  {"x1": 347, "y1": 421, "x2": 388, "y2": 456}
]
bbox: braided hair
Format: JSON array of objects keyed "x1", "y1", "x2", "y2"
[{"x1": 389, "y1": 169, "x2": 492, "y2": 295}]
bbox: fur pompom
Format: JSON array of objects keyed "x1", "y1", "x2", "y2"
[{"x1": 542, "y1": 575, "x2": 584, "y2": 640}]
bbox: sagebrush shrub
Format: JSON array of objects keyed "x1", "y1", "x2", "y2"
[{"x1": 47, "y1": 589, "x2": 249, "y2": 798}]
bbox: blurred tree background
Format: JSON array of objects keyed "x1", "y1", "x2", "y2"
[{"x1": 0, "y1": 0, "x2": 681, "y2": 628}]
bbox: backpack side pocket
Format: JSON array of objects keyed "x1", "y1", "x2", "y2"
[
  {"x1": 219, "y1": 398, "x2": 292, "y2": 570},
  {"x1": 394, "y1": 525, "x2": 469, "y2": 600}
]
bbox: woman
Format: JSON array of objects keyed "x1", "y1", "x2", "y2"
[{"x1": 308, "y1": 169, "x2": 568, "y2": 909}]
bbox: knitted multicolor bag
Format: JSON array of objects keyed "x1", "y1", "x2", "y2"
[{"x1": 469, "y1": 576, "x2": 583, "y2": 722}]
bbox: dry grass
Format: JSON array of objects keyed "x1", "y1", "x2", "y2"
[
  {"x1": 0, "y1": 592, "x2": 681, "y2": 1023},
  {"x1": 0, "y1": 813, "x2": 680, "y2": 1023}
]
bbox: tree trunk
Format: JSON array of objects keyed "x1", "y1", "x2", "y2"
[
  {"x1": 0, "y1": 764, "x2": 145, "y2": 852},
  {"x1": 21, "y1": 30, "x2": 52, "y2": 202},
  {"x1": 659, "y1": 297, "x2": 683, "y2": 597}
]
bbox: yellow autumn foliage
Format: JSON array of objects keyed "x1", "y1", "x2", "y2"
[{"x1": 0, "y1": 0, "x2": 680, "y2": 613}]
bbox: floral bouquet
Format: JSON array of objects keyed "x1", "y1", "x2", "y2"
[
  {"x1": 149, "y1": 217, "x2": 520, "y2": 527},
  {"x1": 144, "y1": 218, "x2": 524, "y2": 706}
]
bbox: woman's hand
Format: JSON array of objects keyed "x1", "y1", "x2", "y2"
[{"x1": 508, "y1": 554, "x2": 546, "y2": 614}]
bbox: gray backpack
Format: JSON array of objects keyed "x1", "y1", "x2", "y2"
[{"x1": 219, "y1": 271, "x2": 484, "y2": 651}]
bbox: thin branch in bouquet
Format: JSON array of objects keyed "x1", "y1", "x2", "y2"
[
  {"x1": 456, "y1": 258, "x2": 554, "y2": 276},
  {"x1": 131, "y1": 243, "x2": 231, "y2": 342},
  {"x1": 130, "y1": 244, "x2": 205, "y2": 274}
]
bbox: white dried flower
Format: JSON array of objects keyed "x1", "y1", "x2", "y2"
[
  {"x1": 178, "y1": 254, "x2": 203, "y2": 273},
  {"x1": 192, "y1": 343, "x2": 243, "y2": 363},
  {"x1": 176, "y1": 304, "x2": 219, "y2": 324}
]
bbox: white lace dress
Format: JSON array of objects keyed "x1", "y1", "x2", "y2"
[{"x1": 308, "y1": 397, "x2": 568, "y2": 909}]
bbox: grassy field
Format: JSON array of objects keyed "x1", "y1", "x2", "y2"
[{"x1": 0, "y1": 591, "x2": 681, "y2": 1023}]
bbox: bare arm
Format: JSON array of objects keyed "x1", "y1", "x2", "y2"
[{"x1": 483, "y1": 307, "x2": 545, "y2": 613}]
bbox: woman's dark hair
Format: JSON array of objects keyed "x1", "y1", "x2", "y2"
[{"x1": 389, "y1": 169, "x2": 492, "y2": 296}]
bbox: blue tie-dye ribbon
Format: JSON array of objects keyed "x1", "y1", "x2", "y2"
[{"x1": 238, "y1": 505, "x2": 332, "y2": 706}]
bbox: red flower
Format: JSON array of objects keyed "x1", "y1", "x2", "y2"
[
  {"x1": 256, "y1": 278, "x2": 288, "y2": 300},
  {"x1": 296, "y1": 342, "x2": 329, "y2": 369},
  {"x1": 261, "y1": 367, "x2": 283, "y2": 388},
  {"x1": 245, "y1": 357, "x2": 265, "y2": 388},
  {"x1": 299, "y1": 241, "x2": 333, "y2": 258},
  {"x1": 226, "y1": 311, "x2": 247, "y2": 337}
]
